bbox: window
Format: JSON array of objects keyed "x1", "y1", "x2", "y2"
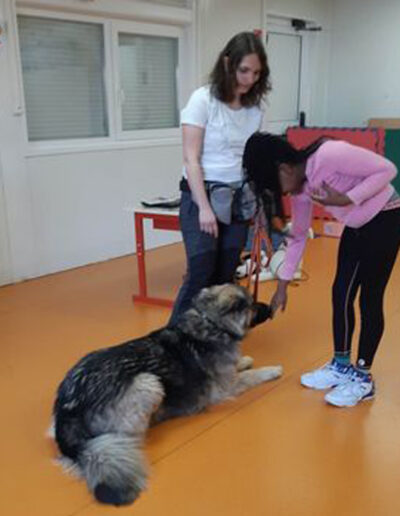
[
  {"x1": 17, "y1": 13, "x2": 183, "y2": 143},
  {"x1": 118, "y1": 33, "x2": 179, "y2": 131},
  {"x1": 18, "y1": 16, "x2": 108, "y2": 141}
]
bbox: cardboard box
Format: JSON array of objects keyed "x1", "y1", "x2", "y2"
[
  {"x1": 323, "y1": 221, "x2": 344, "y2": 238},
  {"x1": 368, "y1": 118, "x2": 400, "y2": 129}
]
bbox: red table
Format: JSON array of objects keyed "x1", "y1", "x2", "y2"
[{"x1": 131, "y1": 207, "x2": 180, "y2": 307}]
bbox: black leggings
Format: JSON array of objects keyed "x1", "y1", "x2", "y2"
[{"x1": 332, "y1": 208, "x2": 400, "y2": 368}]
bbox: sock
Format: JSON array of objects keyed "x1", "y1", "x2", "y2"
[
  {"x1": 334, "y1": 353, "x2": 351, "y2": 366},
  {"x1": 354, "y1": 359, "x2": 372, "y2": 380}
]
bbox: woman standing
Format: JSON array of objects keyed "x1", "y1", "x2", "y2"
[
  {"x1": 169, "y1": 32, "x2": 271, "y2": 325},
  {"x1": 246, "y1": 132, "x2": 400, "y2": 407}
]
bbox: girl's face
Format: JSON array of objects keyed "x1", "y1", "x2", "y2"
[
  {"x1": 234, "y1": 53, "x2": 262, "y2": 96},
  {"x1": 278, "y1": 163, "x2": 305, "y2": 195}
]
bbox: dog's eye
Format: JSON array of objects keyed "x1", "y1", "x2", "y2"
[{"x1": 231, "y1": 297, "x2": 251, "y2": 312}]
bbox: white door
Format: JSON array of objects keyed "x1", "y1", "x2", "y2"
[{"x1": 263, "y1": 17, "x2": 310, "y2": 135}]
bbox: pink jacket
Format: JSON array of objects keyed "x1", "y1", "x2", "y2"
[{"x1": 279, "y1": 140, "x2": 397, "y2": 280}]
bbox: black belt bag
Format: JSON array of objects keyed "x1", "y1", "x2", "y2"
[{"x1": 180, "y1": 177, "x2": 257, "y2": 224}]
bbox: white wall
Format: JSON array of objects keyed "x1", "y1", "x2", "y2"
[
  {"x1": 25, "y1": 145, "x2": 183, "y2": 277},
  {"x1": 0, "y1": 156, "x2": 13, "y2": 284},
  {"x1": 267, "y1": 0, "x2": 332, "y2": 21},
  {"x1": 196, "y1": 0, "x2": 264, "y2": 83},
  {"x1": 327, "y1": 0, "x2": 400, "y2": 126}
]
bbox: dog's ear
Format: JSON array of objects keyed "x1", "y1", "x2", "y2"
[
  {"x1": 220, "y1": 311, "x2": 249, "y2": 339},
  {"x1": 221, "y1": 286, "x2": 253, "y2": 314},
  {"x1": 201, "y1": 285, "x2": 251, "y2": 311},
  {"x1": 213, "y1": 284, "x2": 253, "y2": 338},
  {"x1": 193, "y1": 286, "x2": 219, "y2": 312},
  {"x1": 192, "y1": 284, "x2": 253, "y2": 338},
  {"x1": 219, "y1": 296, "x2": 250, "y2": 320}
]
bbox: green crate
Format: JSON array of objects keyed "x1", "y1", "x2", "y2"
[{"x1": 384, "y1": 129, "x2": 400, "y2": 192}]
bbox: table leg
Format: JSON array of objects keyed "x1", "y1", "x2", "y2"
[
  {"x1": 132, "y1": 212, "x2": 175, "y2": 308},
  {"x1": 134, "y1": 212, "x2": 147, "y2": 298}
]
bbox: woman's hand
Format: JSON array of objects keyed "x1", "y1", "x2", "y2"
[
  {"x1": 199, "y1": 204, "x2": 218, "y2": 237},
  {"x1": 311, "y1": 181, "x2": 352, "y2": 206},
  {"x1": 182, "y1": 124, "x2": 218, "y2": 238},
  {"x1": 270, "y1": 279, "x2": 290, "y2": 317}
]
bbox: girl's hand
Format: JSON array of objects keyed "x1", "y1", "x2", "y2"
[
  {"x1": 199, "y1": 205, "x2": 218, "y2": 237},
  {"x1": 311, "y1": 181, "x2": 352, "y2": 206},
  {"x1": 270, "y1": 280, "x2": 289, "y2": 317}
]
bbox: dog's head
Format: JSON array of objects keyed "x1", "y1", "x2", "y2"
[{"x1": 190, "y1": 284, "x2": 270, "y2": 339}]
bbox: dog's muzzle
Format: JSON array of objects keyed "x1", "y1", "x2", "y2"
[{"x1": 250, "y1": 302, "x2": 272, "y2": 328}]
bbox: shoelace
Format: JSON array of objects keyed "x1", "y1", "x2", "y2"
[
  {"x1": 311, "y1": 362, "x2": 342, "y2": 379},
  {"x1": 327, "y1": 361, "x2": 351, "y2": 374},
  {"x1": 334, "y1": 371, "x2": 371, "y2": 392},
  {"x1": 349, "y1": 369, "x2": 371, "y2": 382}
]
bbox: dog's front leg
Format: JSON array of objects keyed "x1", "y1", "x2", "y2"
[
  {"x1": 237, "y1": 355, "x2": 254, "y2": 372},
  {"x1": 231, "y1": 366, "x2": 283, "y2": 396}
]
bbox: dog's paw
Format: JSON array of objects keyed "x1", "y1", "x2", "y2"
[
  {"x1": 46, "y1": 420, "x2": 55, "y2": 439},
  {"x1": 237, "y1": 355, "x2": 254, "y2": 371},
  {"x1": 259, "y1": 365, "x2": 283, "y2": 381}
]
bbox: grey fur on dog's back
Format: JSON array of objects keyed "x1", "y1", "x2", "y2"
[{"x1": 53, "y1": 284, "x2": 282, "y2": 505}]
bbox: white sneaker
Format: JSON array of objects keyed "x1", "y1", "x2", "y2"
[
  {"x1": 235, "y1": 257, "x2": 256, "y2": 279},
  {"x1": 301, "y1": 360, "x2": 352, "y2": 390},
  {"x1": 325, "y1": 371, "x2": 375, "y2": 407},
  {"x1": 255, "y1": 266, "x2": 275, "y2": 282},
  {"x1": 236, "y1": 251, "x2": 268, "y2": 279}
]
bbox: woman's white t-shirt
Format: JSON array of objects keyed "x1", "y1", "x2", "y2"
[{"x1": 180, "y1": 85, "x2": 263, "y2": 182}]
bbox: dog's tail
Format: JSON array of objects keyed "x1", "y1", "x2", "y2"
[{"x1": 78, "y1": 433, "x2": 148, "y2": 506}]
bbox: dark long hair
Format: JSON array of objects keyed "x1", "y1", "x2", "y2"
[
  {"x1": 243, "y1": 132, "x2": 326, "y2": 230},
  {"x1": 209, "y1": 32, "x2": 271, "y2": 107}
]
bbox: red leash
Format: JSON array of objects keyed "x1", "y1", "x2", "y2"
[{"x1": 246, "y1": 211, "x2": 273, "y2": 302}]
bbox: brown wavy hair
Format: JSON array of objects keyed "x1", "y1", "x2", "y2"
[{"x1": 209, "y1": 32, "x2": 271, "y2": 107}]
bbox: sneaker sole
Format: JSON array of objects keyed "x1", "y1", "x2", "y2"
[{"x1": 325, "y1": 391, "x2": 375, "y2": 407}]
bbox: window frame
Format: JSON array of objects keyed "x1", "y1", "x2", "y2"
[{"x1": 16, "y1": 7, "x2": 186, "y2": 155}]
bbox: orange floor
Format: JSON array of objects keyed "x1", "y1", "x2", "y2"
[{"x1": 1, "y1": 234, "x2": 400, "y2": 516}]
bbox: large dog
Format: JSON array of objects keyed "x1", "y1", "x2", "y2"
[{"x1": 53, "y1": 284, "x2": 282, "y2": 506}]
